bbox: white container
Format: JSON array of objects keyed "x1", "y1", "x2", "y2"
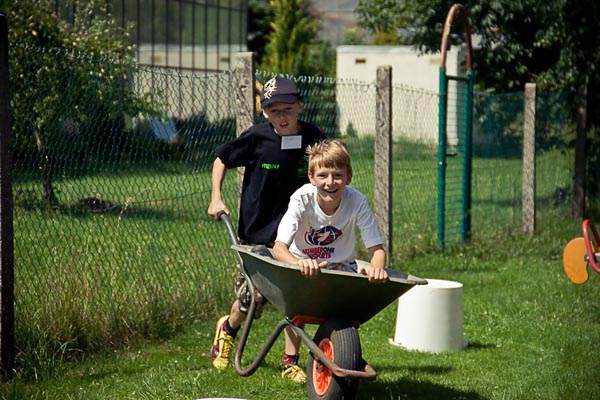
[{"x1": 390, "y1": 279, "x2": 467, "y2": 353}]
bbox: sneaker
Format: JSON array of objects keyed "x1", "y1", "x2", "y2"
[
  {"x1": 210, "y1": 315, "x2": 234, "y2": 369},
  {"x1": 281, "y1": 364, "x2": 307, "y2": 383}
]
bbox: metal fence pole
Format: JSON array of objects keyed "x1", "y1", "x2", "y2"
[
  {"x1": 0, "y1": 13, "x2": 15, "y2": 379},
  {"x1": 460, "y1": 70, "x2": 474, "y2": 243},
  {"x1": 437, "y1": 66, "x2": 448, "y2": 250},
  {"x1": 522, "y1": 83, "x2": 536, "y2": 234},
  {"x1": 375, "y1": 66, "x2": 393, "y2": 259}
]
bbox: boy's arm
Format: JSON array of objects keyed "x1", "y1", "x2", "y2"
[
  {"x1": 273, "y1": 241, "x2": 327, "y2": 278},
  {"x1": 207, "y1": 157, "x2": 229, "y2": 219},
  {"x1": 366, "y1": 244, "x2": 388, "y2": 283}
]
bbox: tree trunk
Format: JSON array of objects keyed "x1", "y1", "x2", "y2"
[
  {"x1": 572, "y1": 85, "x2": 587, "y2": 219},
  {"x1": 35, "y1": 130, "x2": 57, "y2": 207}
]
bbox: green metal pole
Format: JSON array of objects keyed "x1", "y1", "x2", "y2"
[
  {"x1": 437, "y1": 67, "x2": 448, "y2": 249},
  {"x1": 460, "y1": 70, "x2": 474, "y2": 242}
]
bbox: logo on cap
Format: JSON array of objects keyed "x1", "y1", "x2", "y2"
[{"x1": 263, "y1": 77, "x2": 278, "y2": 100}]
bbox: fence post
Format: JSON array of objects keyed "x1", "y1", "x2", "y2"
[
  {"x1": 375, "y1": 66, "x2": 393, "y2": 259},
  {"x1": 234, "y1": 52, "x2": 256, "y2": 200},
  {"x1": 0, "y1": 14, "x2": 15, "y2": 379},
  {"x1": 522, "y1": 83, "x2": 536, "y2": 234}
]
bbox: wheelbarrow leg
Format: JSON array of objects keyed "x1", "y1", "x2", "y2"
[
  {"x1": 233, "y1": 299, "x2": 289, "y2": 377},
  {"x1": 217, "y1": 212, "x2": 281, "y2": 377}
]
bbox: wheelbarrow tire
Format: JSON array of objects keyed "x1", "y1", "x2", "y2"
[{"x1": 307, "y1": 319, "x2": 361, "y2": 400}]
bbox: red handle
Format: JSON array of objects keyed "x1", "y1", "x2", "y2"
[{"x1": 582, "y1": 219, "x2": 600, "y2": 274}]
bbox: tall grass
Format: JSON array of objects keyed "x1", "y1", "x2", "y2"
[{"x1": 13, "y1": 168, "x2": 242, "y2": 377}]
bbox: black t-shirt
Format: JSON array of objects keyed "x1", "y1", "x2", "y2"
[{"x1": 216, "y1": 121, "x2": 326, "y2": 244}]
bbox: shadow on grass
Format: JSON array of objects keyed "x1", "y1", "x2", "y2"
[
  {"x1": 359, "y1": 378, "x2": 485, "y2": 400},
  {"x1": 465, "y1": 341, "x2": 497, "y2": 350},
  {"x1": 15, "y1": 195, "x2": 209, "y2": 223},
  {"x1": 355, "y1": 342, "x2": 498, "y2": 399}
]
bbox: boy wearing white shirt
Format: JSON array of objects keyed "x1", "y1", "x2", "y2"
[{"x1": 273, "y1": 139, "x2": 388, "y2": 281}]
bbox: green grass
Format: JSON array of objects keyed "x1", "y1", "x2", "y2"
[{"x1": 2, "y1": 217, "x2": 598, "y2": 399}]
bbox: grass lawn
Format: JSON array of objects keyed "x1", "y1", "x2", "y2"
[{"x1": 2, "y1": 217, "x2": 598, "y2": 399}]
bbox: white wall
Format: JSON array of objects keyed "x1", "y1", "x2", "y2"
[
  {"x1": 136, "y1": 44, "x2": 244, "y2": 121},
  {"x1": 336, "y1": 45, "x2": 466, "y2": 144}
]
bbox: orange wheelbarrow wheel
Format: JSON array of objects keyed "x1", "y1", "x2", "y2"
[{"x1": 307, "y1": 319, "x2": 361, "y2": 400}]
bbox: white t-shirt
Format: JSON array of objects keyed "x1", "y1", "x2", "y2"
[{"x1": 276, "y1": 183, "x2": 383, "y2": 264}]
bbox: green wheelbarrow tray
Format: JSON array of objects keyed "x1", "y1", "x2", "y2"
[{"x1": 232, "y1": 244, "x2": 427, "y2": 324}]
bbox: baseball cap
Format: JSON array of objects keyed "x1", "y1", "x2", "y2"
[{"x1": 260, "y1": 77, "x2": 301, "y2": 108}]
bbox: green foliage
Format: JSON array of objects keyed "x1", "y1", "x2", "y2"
[
  {"x1": 389, "y1": 0, "x2": 560, "y2": 91},
  {"x1": 355, "y1": 0, "x2": 598, "y2": 95},
  {"x1": 247, "y1": 0, "x2": 274, "y2": 64},
  {"x1": 342, "y1": 26, "x2": 371, "y2": 45},
  {"x1": 304, "y1": 41, "x2": 336, "y2": 77},
  {"x1": 259, "y1": 0, "x2": 333, "y2": 76},
  {"x1": 356, "y1": 0, "x2": 408, "y2": 45}
]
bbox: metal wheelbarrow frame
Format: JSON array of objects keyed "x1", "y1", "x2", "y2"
[{"x1": 218, "y1": 212, "x2": 427, "y2": 399}]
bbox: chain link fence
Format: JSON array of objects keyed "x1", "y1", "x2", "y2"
[{"x1": 7, "y1": 42, "x2": 574, "y2": 372}]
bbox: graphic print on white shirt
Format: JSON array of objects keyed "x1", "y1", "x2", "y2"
[
  {"x1": 303, "y1": 225, "x2": 343, "y2": 260},
  {"x1": 276, "y1": 183, "x2": 383, "y2": 264}
]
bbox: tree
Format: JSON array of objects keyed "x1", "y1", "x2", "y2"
[
  {"x1": 356, "y1": 0, "x2": 600, "y2": 216},
  {"x1": 259, "y1": 0, "x2": 332, "y2": 76},
  {"x1": 356, "y1": 0, "x2": 599, "y2": 97},
  {"x1": 248, "y1": 0, "x2": 274, "y2": 64},
  {"x1": 355, "y1": 0, "x2": 408, "y2": 45},
  {"x1": 3, "y1": 0, "x2": 158, "y2": 206}
]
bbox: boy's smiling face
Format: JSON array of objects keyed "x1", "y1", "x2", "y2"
[
  {"x1": 309, "y1": 165, "x2": 352, "y2": 215},
  {"x1": 262, "y1": 101, "x2": 303, "y2": 136}
]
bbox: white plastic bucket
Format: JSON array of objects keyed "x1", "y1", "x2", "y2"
[{"x1": 390, "y1": 279, "x2": 467, "y2": 353}]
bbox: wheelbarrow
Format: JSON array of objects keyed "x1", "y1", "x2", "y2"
[
  {"x1": 563, "y1": 219, "x2": 600, "y2": 284},
  {"x1": 217, "y1": 212, "x2": 427, "y2": 399}
]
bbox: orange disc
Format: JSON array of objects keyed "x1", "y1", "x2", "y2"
[{"x1": 562, "y1": 237, "x2": 589, "y2": 284}]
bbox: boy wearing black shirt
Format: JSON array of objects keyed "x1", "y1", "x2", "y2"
[{"x1": 207, "y1": 76, "x2": 326, "y2": 383}]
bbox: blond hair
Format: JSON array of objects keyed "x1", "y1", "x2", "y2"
[{"x1": 306, "y1": 139, "x2": 353, "y2": 177}]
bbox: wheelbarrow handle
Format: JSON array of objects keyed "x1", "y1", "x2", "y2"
[
  {"x1": 217, "y1": 211, "x2": 240, "y2": 246},
  {"x1": 216, "y1": 210, "x2": 260, "y2": 325}
]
